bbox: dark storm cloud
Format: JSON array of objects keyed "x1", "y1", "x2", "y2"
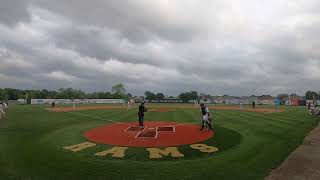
[{"x1": 0, "y1": 0, "x2": 320, "y2": 96}]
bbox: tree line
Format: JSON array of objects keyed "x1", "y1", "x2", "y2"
[
  {"x1": 305, "y1": 91, "x2": 319, "y2": 100},
  {"x1": 0, "y1": 83, "x2": 130, "y2": 101},
  {"x1": 144, "y1": 91, "x2": 199, "y2": 103},
  {"x1": 1, "y1": 85, "x2": 318, "y2": 103}
]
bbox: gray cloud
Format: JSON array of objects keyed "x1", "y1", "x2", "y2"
[
  {"x1": 0, "y1": 0, "x2": 320, "y2": 96},
  {"x1": 0, "y1": 0, "x2": 31, "y2": 25}
]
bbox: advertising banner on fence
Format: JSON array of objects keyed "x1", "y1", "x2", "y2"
[{"x1": 148, "y1": 99, "x2": 183, "y2": 103}]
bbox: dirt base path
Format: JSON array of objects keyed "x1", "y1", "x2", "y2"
[{"x1": 265, "y1": 123, "x2": 320, "y2": 180}]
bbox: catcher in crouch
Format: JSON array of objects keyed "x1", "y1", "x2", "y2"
[{"x1": 200, "y1": 103, "x2": 213, "y2": 131}]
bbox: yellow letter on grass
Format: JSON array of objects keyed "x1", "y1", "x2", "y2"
[
  {"x1": 63, "y1": 142, "x2": 96, "y2": 152},
  {"x1": 190, "y1": 144, "x2": 219, "y2": 153},
  {"x1": 95, "y1": 147, "x2": 128, "y2": 158},
  {"x1": 147, "y1": 147, "x2": 184, "y2": 159}
]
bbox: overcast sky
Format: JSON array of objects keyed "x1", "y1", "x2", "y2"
[{"x1": 0, "y1": 0, "x2": 319, "y2": 96}]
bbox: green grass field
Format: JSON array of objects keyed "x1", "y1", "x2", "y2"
[{"x1": 0, "y1": 104, "x2": 319, "y2": 180}]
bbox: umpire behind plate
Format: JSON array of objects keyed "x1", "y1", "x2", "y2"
[{"x1": 138, "y1": 102, "x2": 148, "y2": 127}]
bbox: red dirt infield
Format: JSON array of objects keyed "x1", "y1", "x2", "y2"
[{"x1": 84, "y1": 121, "x2": 214, "y2": 147}]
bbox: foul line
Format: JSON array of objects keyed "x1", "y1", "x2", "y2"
[{"x1": 66, "y1": 111, "x2": 134, "y2": 126}]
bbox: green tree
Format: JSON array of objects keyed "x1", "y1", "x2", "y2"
[
  {"x1": 112, "y1": 83, "x2": 126, "y2": 95},
  {"x1": 190, "y1": 91, "x2": 199, "y2": 100},
  {"x1": 145, "y1": 91, "x2": 156, "y2": 100},
  {"x1": 40, "y1": 89, "x2": 49, "y2": 99},
  {"x1": 96, "y1": 91, "x2": 113, "y2": 99},
  {"x1": 179, "y1": 92, "x2": 188, "y2": 103},
  {"x1": 5, "y1": 88, "x2": 22, "y2": 100},
  {"x1": 305, "y1": 91, "x2": 318, "y2": 100},
  {"x1": 48, "y1": 91, "x2": 58, "y2": 99},
  {"x1": 0, "y1": 89, "x2": 9, "y2": 100},
  {"x1": 156, "y1": 93, "x2": 165, "y2": 100},
  {"x1": 179, "y1": 91, "x2": 198, "y2": 103}
]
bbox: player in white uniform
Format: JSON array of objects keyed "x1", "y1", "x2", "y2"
[
  {"x1": 3, "y1": 102, "x2": 8, "y2": 112},
  {"x1": 127, "y1": 101, "x2": 131, "y2": 110},
  {"x1": 72, "y1": 99, "x2": 76, "y2": 110},
  {"x1": 240, "y1": 102, "x2": 244, "y2": 111},
  {"x1": 194, "y1": 100, "x2": 199, "y2": 107},
  {"x1": 0, "y1": 102, "x2": 6, "y2": 120},
  {"x1": 200, "y1": 103, "x2": 213, "y2": 131},
  {"x1": 310, "y1": 105, "x2": 320, "y2": 117}
]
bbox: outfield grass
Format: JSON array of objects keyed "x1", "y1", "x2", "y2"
[{"x1": 0, "y1": 104, "x2": 319, "y2": 180}]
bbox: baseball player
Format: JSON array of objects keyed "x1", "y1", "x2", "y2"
[
  {"x1": 71, "y1": 99, "x2": 76, "y2": 110},
  {"x1": 240, "y1": 102, "x2": 244, "y2": 111},
  {"x1": 138, "y1": 102, "x2": 147, "y2": 127},
  {"x1": 194, "y1": 100, "x2": 199, "y2": 107},
  {"x1": 200, "y1": 103, "x2": 213, "y2": 131},
  {"x1": 3, "y1": 102, "x2": 8, "y2": 111},
  {"x1": 310, "y1": 105, "x2": 320, "y2": 117},
  {"x1": 0, "y1": 102, "x2": 6, "y2": 120},
  {"x1": 274, "y1": 99, "x2": 281, "y2": 112},
  {"x1": 127, "y1": 99, "x2": 132, "y2": 111},
  {"x1": 252, "y1": 101, "x2": 256, "y2": 110},
  {"x1": 51, "y1": 101, "x2": 56, "y2": 112}
]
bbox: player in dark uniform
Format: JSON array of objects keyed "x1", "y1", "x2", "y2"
[
  {"x1": 252, "y1": 101, "x2": 256, "y2": 110},
  {"x1": 138, "y1": 102, "x2": 147, "y2": 126},
  {"x1": 51, "y1": 101, "x2": 56, "y2": 112}
]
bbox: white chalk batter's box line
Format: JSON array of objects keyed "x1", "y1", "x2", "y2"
[
  {"x1": 156, "y1": 126, "x2": 176, "y2": 132},
  {"x1": 124, "y1": 125, "x2": 176, "y2": 139},
  {"x1": 124, "y1": 125, "x2": 176, "y2": 133},
  {"x1": 135, "y1": 130, "x2": 159, "y2": 139},
  {"x1": 124, "y1": 126, "x2": 145, "y2": 132}
]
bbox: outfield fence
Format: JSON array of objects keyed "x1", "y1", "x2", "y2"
[{"x1": 30, "y1": 99, "x2": 125, "y2": 105}]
